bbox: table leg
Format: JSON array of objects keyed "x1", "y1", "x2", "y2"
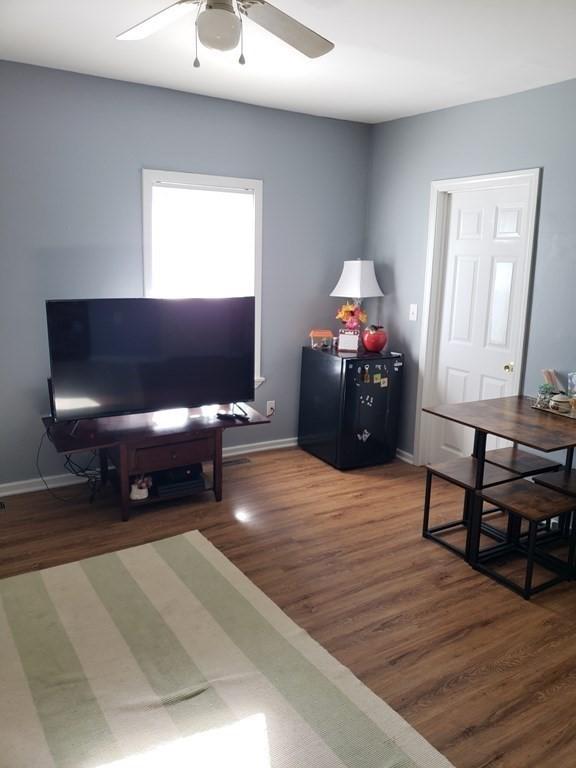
[
  {"x1": 557, "y1": 448, "x2": 575, "y2": 544},
  {"x1": 213, "y1": 430, "x2": 223, "y2": 502},
  {"x1": 462, "y1": 489, "x2": 472, "y2": 524},
  {"x1": 507, "y1": 512, "x2": 522, "y2": 546},
  {"x1": 568, "y1": 513, "x2": 576, "y2": 576},
  {"x1": 468, "y1": 429, "x2": 487, "y2": 565},
  {"x1": 99, "y1": 448, "x2": 108, "y2": 487},
  {"x1": 119, "y1": 444, "x2": 131, "y2": 522}
]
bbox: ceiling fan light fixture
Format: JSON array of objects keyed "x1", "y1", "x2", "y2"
[
  {"x1": 116, "y1": 0, "x2": 335, "y2": 61},
  {"x1": 197, "y1": 7, "x2": 241, "y2": 51}
]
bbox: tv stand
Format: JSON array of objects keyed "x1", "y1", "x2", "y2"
[{"x1": 43, "y1": 404, "x2": 269, "y2": 521}]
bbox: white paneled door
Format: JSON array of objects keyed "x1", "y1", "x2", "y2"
[{"x1": 423, "y1": 174, "x2": 539, "y2": 464}]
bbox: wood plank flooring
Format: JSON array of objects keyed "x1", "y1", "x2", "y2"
[{"x1": 2, "y1": 447, "x2": 576, "y2": 768}]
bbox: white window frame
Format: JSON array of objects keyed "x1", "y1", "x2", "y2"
[{"x1": 142, "y1": 168, "x2": 264, "y2": 387}]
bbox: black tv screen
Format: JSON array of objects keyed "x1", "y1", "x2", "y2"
[{"x1": 46, "y1": 297, "x2": 255, "y2": 421}]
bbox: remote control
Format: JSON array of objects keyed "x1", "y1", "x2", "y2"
[{"x1": 217, "y1": 412, "x2": 250, "y2": 422}]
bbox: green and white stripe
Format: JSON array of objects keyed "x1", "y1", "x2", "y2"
[
  {"x1": 0, "y1": 532, "x2": 454, "y2": 768},
  {"x1": 0, "y1": 597, "x2": 55, "y2": 768}
]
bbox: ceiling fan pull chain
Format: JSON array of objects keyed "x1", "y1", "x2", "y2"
[
  {"x1": 238, "y1": 12, "x2": 246, "y2": 65},
  {"x1": 193, "y1": 0, "x2": 202, "y2": 67}
]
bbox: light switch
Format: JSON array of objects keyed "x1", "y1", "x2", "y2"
[{"x1": 409, "y1": 304, "x2": 418, "y2": 322}]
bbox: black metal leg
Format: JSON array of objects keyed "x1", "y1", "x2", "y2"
[
  {"x1": 568, "y1": 511, "x2": 576, "y2": 577},
  {"x1": 472, "y1": 430, "x2": 487, "y2": 480},
  {"x1": 422, "y1": 470, "x2": 433, "y2": 537},
  {"x1": 468, "y1": 494, "x2": 483, "y2": 563},
  {"x1": 463, "y1": 489, "x2": 472, "y2": 524},
  {"x1": 472, "y1": 430, "x2": 481, "y2": 456},
  {"x1": 468, "y1": 430, "x2": 487, "y2": 565},
  {"x1": 550, "y1": 448, "x2": 572, "y2": 539},
  {"x1": 507, "y1": 512, "x2": 522, "y2": 546},
  {"x1": 524, "y1": 521, "x2": 537, "y2": 599},
  {"x1": 99, "y1": 448, "x2": 108, "y2": 487}
]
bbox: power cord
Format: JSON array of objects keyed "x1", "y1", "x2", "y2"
[{"x1": 36, "y1": 429, "x2": 101, "y2": 503}]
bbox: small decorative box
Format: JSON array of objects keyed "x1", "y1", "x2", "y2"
[
  {"x1": 309, "y1": 329, "x2": 334, "y2": 350},
  {"x1": 337, "y1": 329, "x2": 360, "y2": 352}
]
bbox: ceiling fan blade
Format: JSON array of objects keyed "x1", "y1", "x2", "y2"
[
  {"x1": 237, "y1": 1, "x2": 334, "y2": 58},
  {"x1": 117, "y1": 0, "x2": 199, "y2": 41}
]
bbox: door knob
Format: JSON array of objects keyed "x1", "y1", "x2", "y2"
[{"x1": 504, "y1": 362, "x2": 514, "y2": 374}]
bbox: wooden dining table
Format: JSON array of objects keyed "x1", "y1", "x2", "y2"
[{"x1": 423, "y1": 395, "x2": 576, "y2": 565}]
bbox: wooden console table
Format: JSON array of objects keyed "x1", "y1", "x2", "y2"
[{"x1": 43, "y1": 404, "x2": 269, "y2": 521}]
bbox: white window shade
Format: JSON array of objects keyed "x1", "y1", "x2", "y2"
[
  {"x1": 142, "y1": 169, "x2": 264, "y2": 385},
  {"x1": 149, "y1": 185, "x2": 256, "y2": 299}
]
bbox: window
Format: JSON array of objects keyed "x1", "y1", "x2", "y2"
[{"x1": 142, "y1": 169, "x2": 263, "y2": 385}]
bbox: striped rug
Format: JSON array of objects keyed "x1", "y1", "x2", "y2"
[{"x1": 0, "y1": 532, "x2": 454, "y2": 768}]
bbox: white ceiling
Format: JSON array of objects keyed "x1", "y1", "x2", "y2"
[{"x1": 2, "y1": 0, "x2": 576, "y2": 123}]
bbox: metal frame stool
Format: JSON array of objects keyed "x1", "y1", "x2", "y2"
[
  {"x1": 422, "y1": 457, "x2": 518, "y2": 560},
  {"x1": 475, "y1": 479, "x2": 576, "y2": 599},
  {"x1": 480, "y1": 448, "x2": 561, "y2": 544}
]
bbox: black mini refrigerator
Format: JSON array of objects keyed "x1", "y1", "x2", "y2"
[{"x1": 298, "y1": 347, "x2": 403, "y2": 469}]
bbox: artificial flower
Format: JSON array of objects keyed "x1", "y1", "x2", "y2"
[{"x1": 336, "y1": 302, "x2": 367, "y2": 330}]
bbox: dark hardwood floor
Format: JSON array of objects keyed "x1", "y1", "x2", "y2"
[{"x1": 2, "y1": 447, "x2": 576, "y2": 768}]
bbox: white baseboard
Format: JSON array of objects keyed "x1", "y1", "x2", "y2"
[
  {"x1": 0, "y1": 473, "x2": 85, "y2": 498},
  {"x1": 223, "y1": 437, "x2": 298, "y2": 458},
  {"x1": 0, "y1": 438, "x2": 300, "y2": 498},
  {"x1": 227, "y1": 440, "x2": 415, "y2": 465},
  {"x1": 396, "y1": 448, "x2": 415, "y2": 465},
  {"x1": 0, "y1": 439, "x2": 413, "y2": 498}
]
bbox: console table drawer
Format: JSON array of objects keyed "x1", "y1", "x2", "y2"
[{"x1": 132, "y1": 439, "x2": 214, "y2": 473}]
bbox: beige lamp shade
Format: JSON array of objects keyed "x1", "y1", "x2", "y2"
[{"x1": 330, "y1": 260, "x2": 384, "y2": 299}]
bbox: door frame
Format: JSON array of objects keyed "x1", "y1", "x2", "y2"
[{"x1": 413, "y1": 168, "x2": 541, "y2": 466}]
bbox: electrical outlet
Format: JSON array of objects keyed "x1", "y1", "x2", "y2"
[
  {"x1": 409, "y1": 303, "x2": 418, "y2": 322},
  {"x1": 266, "y1": 400, "x2": 276, "y2": 417}
]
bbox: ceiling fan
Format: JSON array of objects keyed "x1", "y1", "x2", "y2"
[{"x1": 117, "y1": 0, "x2": 334, "y2": 65}]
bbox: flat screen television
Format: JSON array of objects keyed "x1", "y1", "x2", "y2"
[{"x1": 46, "y1": 297, "x2": 255, "y2": 421}]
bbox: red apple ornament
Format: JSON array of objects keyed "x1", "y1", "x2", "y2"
[{"x1": 362, "y1": 325, "x2": 388, "y2": 353}]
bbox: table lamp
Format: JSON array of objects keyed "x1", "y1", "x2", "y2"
[{"x1": 330, "y1": 260, "x2": 385, "y2": 352}]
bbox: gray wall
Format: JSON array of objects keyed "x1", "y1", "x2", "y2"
[
  {"x1": 0, "y1": 61, "x2": 371, "y2": 484},
  {"x1": 366, "y1": 78, "x2": 576, "y2": 455},
  {"x1": 4, "y1": 59, "x2": 576, "y2": 482}
]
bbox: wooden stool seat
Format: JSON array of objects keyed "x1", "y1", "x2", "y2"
[
  {"x1": 484, "y1": 447, "x2": 560, "y2": 477},
  {"x1": 428, "y1": 457, "x2": 518, "y2": 489},
  {"x1": 480, "y1": 479, "x2": 576, "y2": 521},
  {"x1": 475, "y1": 479, "x2": 576, "y2": 599},
  {"x1": 534, "y1": 468, "x2": 576, "y2": 497}
]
